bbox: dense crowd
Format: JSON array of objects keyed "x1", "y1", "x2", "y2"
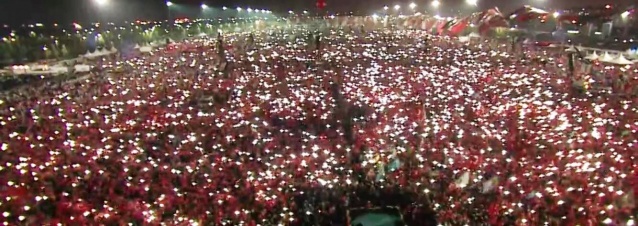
[{"x1": 0, "y1": 27, "x2": 637, "y2": 225}]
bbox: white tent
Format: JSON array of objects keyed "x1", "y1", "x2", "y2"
[
  {"x1": 585, "y1": 51, "x2": 599, "y2": 61},
  {"x1": 83, "y1": 51, "x2": 94, "y2": 58},
  {"x1": 610, "y1": 54, "x2": 634, "y2": 65},
  {"x1": 599, "y1": 52, "x2": 614, "y2": 62},
  {"x1": 458, "y1": 36, "x2": 470, "y2": 43},
  {"x1": 134, "y1": 44, "x2": 141, "y2": 49},
  {"x1": 95, "y1": 49, "x2": 109, "y2": 57}
]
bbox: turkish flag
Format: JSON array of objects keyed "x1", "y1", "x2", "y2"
[{"x1": 448, "y1": 17, "x2": 470, "y2": 36}]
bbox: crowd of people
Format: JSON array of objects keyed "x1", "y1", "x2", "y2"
[{"x1": 0, "y1": 25, "x2": 637, "y2": 225}]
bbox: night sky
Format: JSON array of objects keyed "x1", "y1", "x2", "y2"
[{"x1": 0, "y1": 0, "x2": 631, "y2": 26}]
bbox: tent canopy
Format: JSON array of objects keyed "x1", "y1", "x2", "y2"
[
  {"x1": 610, "y1": 55, "x2": 634, "y2": 65},
  {"x1": 585, "y1": 51, "x2": 599, "y2": 60},
  {"x1": 599, "y1": 52, "x2": 614, "y2": 62}
]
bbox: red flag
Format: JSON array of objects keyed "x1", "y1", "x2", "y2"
[
  {"x1": 437, "y1": 19, "x2": 456, "y2": 35},
  {"x1": 448, "y1": 17, "x2": 470, "y2": 36}
]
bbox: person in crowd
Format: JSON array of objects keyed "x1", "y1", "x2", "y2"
[{"x1": 0, "y1": 27, "x2": 636, "y2": 226}]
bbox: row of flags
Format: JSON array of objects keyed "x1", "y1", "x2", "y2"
[
  {"x1": 435, "y1": 7, "x2": 509, "y2": 36},
  {"x1": 436, "y1": 3, "x2": 632, "y2": 36},
  {"x1": 328, "y1": 4, "x2": 625, "y2": 37}
]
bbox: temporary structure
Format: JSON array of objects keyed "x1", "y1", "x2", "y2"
[
  {"x1": 83, "y1": 51, "x2": 96, "y2": 58},
  {"x1": 610, "y1": 54, "x2": 634, "y2": 65},
  {"x1": 585, "y1": 51, "x2": 599, "y2": 61},
  {"x1": 599, "y1": 52, "x2": 614, "y2": 63},
  {"x1": 95, "y1": 49, "x2": 109, "y2": 56}
]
